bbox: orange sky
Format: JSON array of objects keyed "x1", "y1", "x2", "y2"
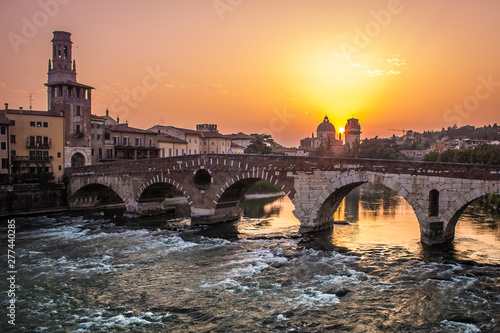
[{"x1": 1, "y1": 0, "x2": 499, "y2": 146}]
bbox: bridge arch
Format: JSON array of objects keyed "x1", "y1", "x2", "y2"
[
  {"x1": 307, "y1": 171, "x2": 421, "y2": 229},
  {"x1": 212, "y1": 172, "x2": 295, "y2": 222},
  {"x1": 70, "y1": 183, "x2": 125, "y2": 210},
  {"x1": 136, "y1": 173, "x2": 194, "y2": 215},
  {"x1": 443, "y1": 183, "x2": 500, "y2": 238}
]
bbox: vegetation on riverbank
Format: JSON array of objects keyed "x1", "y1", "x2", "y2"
[{"x1": 245, "y1": 180, "x2": 282, "y2": 194}]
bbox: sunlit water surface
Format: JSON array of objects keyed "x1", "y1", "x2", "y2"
[{"x1": 1, "y1": 184, "x2": 499, "y2": 332}]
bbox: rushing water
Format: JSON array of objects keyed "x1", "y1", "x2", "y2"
[{"x1": 2, "y1": 184, "x2": 500, "y2": 332}]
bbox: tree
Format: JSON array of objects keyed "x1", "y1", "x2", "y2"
[
  {"x1": 244, "y1": 134, "x2": 281, "y2": 154},
  {"x1": 423, "y1": 151, "x2": 439, "y2": 162}
]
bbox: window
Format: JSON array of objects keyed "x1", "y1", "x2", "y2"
[
  {"x1": 222, "y1": 142, "x2": 224, "y2": 146},
  {"x1": 106, "y1": 149, "x2": 113, "y2": 159},
  {"x1": 76, "y1": 106, "x2": 81, "y2": 116},
  {"x1": 189, "y1": 149, "x2": 191, "y2": 155},
  {"x1": 91, "y1": 134, "x2": 94, "y2": 140},
  {"x1": 211, "y1": 141, "x2": 214, "y2": 145},
  {"x1": 123, "y1": 137, "x2": 129, "y2": 146},
  {"x1": 194, "y1": 150, "x2": 197, "y2": 154},
  {"x1": 204, "y1": 141, "x2": 207, "y2": 145},
  {"x1": 105, "y1": 133, "x2": 110, "y2": 140},
  {"x1": 194, "y1": 139, "x2": 197, "y2": 143},
  {"x1": 149, "y1": 138, "x2": 153, "y2": 147},
  {"x1": 113, "y1": 137, "x2": 119, "y2": 145},
  {"x1": 169, "y1": 148, "x2": 172, "y2": 157},
  {"x1": 182, "y1": 149, "x2": 185, "y2": 155},
  {"x1": 91, "y1": 124, "x2": 94, "y2": 129},
  {"x1": 58, "y1": 165, "x2": 62, "y2": 170},
  {"x1": 10, "y1": 135, "x2": 15, "y2": 143},
  {"x1": 1, "y1": 158, "x2": 8, "y2": 169},
  {"x1": 91, "y1": 148, "x2": 94, "y2": 156},
  {"x1": 9, "y1": 120, "x2": 15, "y2": 126},
  {"x1": 75, "y1": 124, "x2": 81, "y2": 133},
  {"x1": 175, "y1": 149, "x2": 178, "y2": 156},
  {"x1": 0, "y1": 142, "x2": 6, "y2": 150},
  {"x1": 11, "y1": 150, "x2": 16, "y2": 156},
  {"x1": 0, "y1": 126, "x2": 5, "y2": 135},
  {"x1": 36, "y1": 122, "x2": 42, "y2": 127},
  {"x1": 43, "y1": 122, "x2": 48, "y2": 128},
  {"x1": 429, "y1": 190, "x2": 439, "y2": 217},
  {"x1": 43, "y1": 137, "x2": 49, "y2": 145},
  {"x1": 30, "y1": 121, "x2": 35, "y2": 127},
  {"x1": 57, "y1": 152, "x2": 61, "y2": 158},
  {"x1": 96, "y1": 134, "x2": 102, "y2": 140}
]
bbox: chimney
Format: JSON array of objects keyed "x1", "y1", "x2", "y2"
[{"x1": 4, "y1": 103, "x2": 8, "y2": 110}]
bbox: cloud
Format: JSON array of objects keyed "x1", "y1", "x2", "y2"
[
  {"x1": 0, "y1": 81, "x2": 6, "y2": 88},
  {"x1": 164, "y1": 83, "x2": 175, "y2": 88},
  {"x1": 99, "y1": 83, "x2": 131, "y2": 95}
]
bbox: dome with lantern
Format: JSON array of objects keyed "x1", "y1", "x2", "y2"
[{"x1": 316, "y1": 115, "x2": 336, "y2": 140}]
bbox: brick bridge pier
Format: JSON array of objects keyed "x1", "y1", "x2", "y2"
[{"x1": 66, "y1": 154, "x2": 500, "y2": 245}]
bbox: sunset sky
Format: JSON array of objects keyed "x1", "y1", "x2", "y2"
[{"x1": 1, "y1": 0, "x2": 499, "y2": 146}]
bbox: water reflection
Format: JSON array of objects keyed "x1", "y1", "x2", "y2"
[{"x1": 237, "y1": 183, "x2": 500, "y2": 264}]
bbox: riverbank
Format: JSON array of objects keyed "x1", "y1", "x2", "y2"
[
  {"x1": 244, "y1": 192, "x2": 286, "y2": 199},
  {"x1": 0, "y1": 184, "x2": 68, "y2": 217}
]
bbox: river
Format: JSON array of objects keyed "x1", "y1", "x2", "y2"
[{"x1": 1, "y1": 183, "x2": 499, "y2": 332}]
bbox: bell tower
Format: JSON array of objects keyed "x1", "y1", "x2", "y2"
[
  {"x1": 45, "y1": 31, "x2": 94, "y2": 167},
  {"x1": 48, "y1": 31, "x2": 76, "y2": 84}
]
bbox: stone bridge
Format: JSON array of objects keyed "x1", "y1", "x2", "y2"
[{"x1": 66, "y1": 154, "x2": 500, "y2": 245}]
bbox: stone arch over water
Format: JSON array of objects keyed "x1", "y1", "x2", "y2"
[{"x1": 70, "y1": 183, "x2": 125, "y2": 209}]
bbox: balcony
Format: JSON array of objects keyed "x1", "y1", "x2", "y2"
[
  {"x1": 26, "y1": 137, "x2": 51, "y2": 149},
  {"x1": 13, "y1": 155, "x2": 53, "y2": 163}
]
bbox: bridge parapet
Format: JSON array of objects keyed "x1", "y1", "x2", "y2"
[{"x1": 66, "y1": 154, "x2": 500, "y2": 180}]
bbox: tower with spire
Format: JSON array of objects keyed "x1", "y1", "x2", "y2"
[{"x1": 45, "y1": 31, "x2": 94, "y2": 167}]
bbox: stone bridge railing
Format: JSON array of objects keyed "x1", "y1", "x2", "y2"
[{"x1": 66, "y1": 153, "x2": 500, "y2": 180}]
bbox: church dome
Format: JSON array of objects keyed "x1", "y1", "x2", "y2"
[{"x1": 317, "y1": 116, "x2": 335, "y2": 134}]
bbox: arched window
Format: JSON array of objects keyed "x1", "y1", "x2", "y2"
[
  {"x1": 71, "y1": 153, "x2": 85, "y2": 167},
  {"x1": 429, "y1": 189, "x2": 439, "y2": 217}
]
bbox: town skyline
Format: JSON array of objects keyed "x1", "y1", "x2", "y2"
[{"x1": 1, "y1": 1, "x2": 500, "y2": 147}]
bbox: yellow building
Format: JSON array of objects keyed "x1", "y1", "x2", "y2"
[
  {"x1": 158, "y1": 134, "x2": 187, "y2": 157},
  {"x1": 149, "y1": 125, "x2": 200, "y2": 155},
  {"x1": 6, "y1": 106, "x2": 65, "y2": 181},
  {"x1": 197, "y1": 124, "x2": 232, "y2": 154},
  {"x1": 0, "y1": 109, "x2": 11, "y2": 183}
]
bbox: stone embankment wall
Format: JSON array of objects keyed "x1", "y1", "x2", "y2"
[{"x1": 0, "y1": 184, "x2": 68, "y2": 216}]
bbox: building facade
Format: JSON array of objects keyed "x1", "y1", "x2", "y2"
[
  {"x1": 0, "y1": 109, "x2": 10, "y2": 183},
  {"x1": 157, "y1": 134, "x2": 187, "y2": 157},
  {"x1": 5, "y1": 106, "x2": 65, "y2": 181},
  {"x1": 196, "y1": 124, "x2": 232, "y2": 154}
]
